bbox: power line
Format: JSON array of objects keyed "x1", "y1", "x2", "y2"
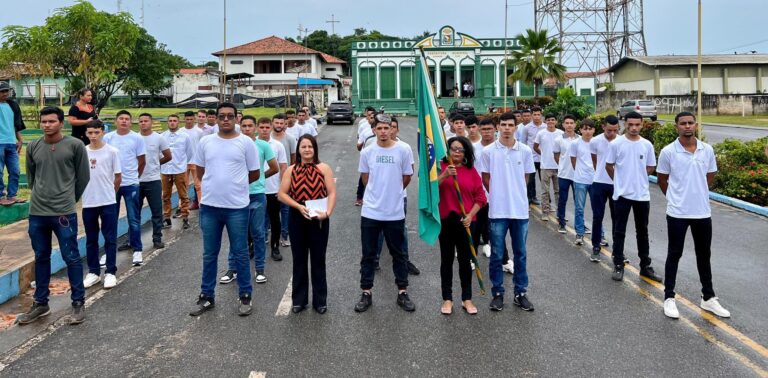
[{"x1": 712, "y1": 38, "x2": 768, "y2": 54}]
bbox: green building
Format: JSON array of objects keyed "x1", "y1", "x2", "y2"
[{"x1": 351, "y1": 25, "x2": 539, "y2": 115}]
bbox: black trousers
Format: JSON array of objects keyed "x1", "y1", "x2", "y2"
[
  {"x1": 472, "y1": 204, "x2": 490, "y2": 248},
  {"x1": 356, "y1": 175, "x2": 365, "y2": 201},
  {"x1": 266, "y1": 194, "x2": 281, "y2": 249},
  {"x1": 439, "y1": 213, "x2": 473, "y2": 301},
  {"x1": 288, "y1": 208, "x2": 329, "y2": 308},
  {"x1": 664, "y1": 216, "x2": 715, "y2": 300},
  {"x1": 612, "y1": 196, "x2": 651, "y2": 268},
  {"x1": 526, "y1": 161, "x2": 541, "y2": 201},
  {"x1": 139, "y1": 180, "x2": 163, "y2": 243}
]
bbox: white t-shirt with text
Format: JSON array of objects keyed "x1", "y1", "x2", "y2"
[
  {"x1": 359, "y1": 143, "x2": 414, "y2": 221},
  {"x1": 82, "y1": 144, "x2": 121, "y2": 208}
]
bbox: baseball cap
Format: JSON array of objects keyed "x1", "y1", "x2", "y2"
[{"x1": 0, "y1": 82, "x2": 10, "y2": 92}]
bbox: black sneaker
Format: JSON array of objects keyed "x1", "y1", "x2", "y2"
[
  {"x1": 69, "y1": 301, "x2": 85, "y2": 325},
  {"x1": 397, "y1": 292, "x2": 416, "y2": 312},
  {"x1": 557, "y1": 224, "x2": 566, "y2": 234},
  {"x1": 238, "y1": 294, "x2": 252, "y2": 316},
  {"x1": 489, "y1": 295, "x2": 504, "y2": 311},
  {"x1": 354, "y1": 292, "x2": 372, "y2": 312},
  {"x1": 219, "y1": 270, "x2": 237, "y2": 284},
  {"x1": 589, "y1": 249, "x2": 600, "y2": 262},
  {"x1": 271, "y1": 248, "x2": 283, "y2": 261},
  {"x1": 16, "y1": 302, "x2": 51, "y2": 325},
  {"x1": 639, "y1": 266, "x2": 663, "y2": 283},
  {"x1": 182, "y1": 219, "x2": 190, "y2": 229},
  {"x1": 407, "y1": 261, "x2": 420, "y2": 275},
  {"x1": 513, "y1": 294, "x2": 534, "y2": 311},
  {"x1": 153, "y1": 241, "x2": 165, "y2": 249},
  {"x1": 162, "y1": 219, "x2": 172, "y2": 229},
  {"x1": 600, "y1": 238, "x2": 609, "y2": 247},
  {"x1": 189, "y1": 294, "x2": 215, "y2": 316},
  {"x1": 118, "y1": 243, "x2": 133, "y2": 251},
  {"x1": 612, "y1": 265, "x2": 624, "y2": 281}
]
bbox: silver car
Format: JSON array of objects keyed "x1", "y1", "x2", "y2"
[{"x1": 617, "y1": 99, "x2": 657, "y2": 121}]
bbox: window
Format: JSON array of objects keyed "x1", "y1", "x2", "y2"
[
  {"x1": 284, "y1": 60, "x2": 311, "y2": 73},
  {"x1": 230, "y1": 60, "x2": 243, "y2": 65},
  {"x1": 325, "y1": 67, "x2": 337, "y2": 72},
  {"x1": 198, "y1": 85, "x2": 213, "y2": 90},
  {"x1": 254, "y1": 60, "x2": 281, "y2": 74},
  {"x1": 580, "y1": 88, "x2": 592, "y2": 96},
  {"x1": 21, "y1": 85, "x2": 35, "y2": 97}
]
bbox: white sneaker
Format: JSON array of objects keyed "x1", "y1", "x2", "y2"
[
  {"x1": 132, "y1": 252, "x2": 143, "y2": 266},
  {"x1": 103, "y1": 273, "x2": 117, "y2": 289},
  {"x1": 83, "y1": 273, "x2": 101, "y2": 288},
  {"x1": 470, "y1": 261, "x2": 476, "y2": 271},
  {"x1": 254, "y1": 272, "x2": 267, "y2": 284},
  {"x1": 482, "y1": 244, "x2": 491, "y2": 258},
  {"x1": 99, "y1": 254, "x2": 106, "y2": 267},
  {"x1": 502, "y1": 261, "x2": 514, "y2": 274},
  {"x1": 700, "y1": 297, "x2": 730, "y2": 318},
  {"x1": 663, "y1": 298, "x2": 680, "y2": 319}
]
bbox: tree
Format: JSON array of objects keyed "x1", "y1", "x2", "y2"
[
  {"x1": 1, "y1": 25, "x2": 56, "y2": 108},
  {"x1": 544, "y1": 87, "x2": 592, "y2": 120},
  {"x1": 508, "y1": 29, "x2": 567, "y2": 97},
  {"x1": 0, "y1": 1, "x2": 186, "y2": 112}
]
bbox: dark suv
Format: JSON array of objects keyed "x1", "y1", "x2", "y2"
[
  {"x1": 449, "y1": 101, "x2": 475, "y2": 117},
  {"x1": 326, "y1": 101, "x2": 354, "y2": 125}
]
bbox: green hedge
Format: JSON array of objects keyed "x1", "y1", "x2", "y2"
[{"x1": 713, "y1": 137, "x2": 768, "y2": 206}]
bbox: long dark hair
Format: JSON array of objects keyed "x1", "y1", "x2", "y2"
[
  {"x1": 296, "y1": 134, "x2": 320, "y2": 164},
  {"x1": 443, "y1": 136, "x2": 475, "y2": 169}
]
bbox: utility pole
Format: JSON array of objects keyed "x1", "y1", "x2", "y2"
[
  {"x1": 140, "y1": 0, "x2": 145, "y2": 27},
  {"x1": 117, "y1": 0, "x2": 122, "y2": 12},
  {"x1": 326, "y1": 14, "x2": 340, "y2": 35},
  {"x1": 221, "y1": 0, "x2": 228, "y2": 102},
  {"x1": 503, "y1": 0, "x2": 509, "y2": 111},
  {"x1": 697, "y1": 0, "x2": 703, "y2": 138}
]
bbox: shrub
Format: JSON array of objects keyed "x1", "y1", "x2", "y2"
[
  {"x1": 544, "y1": 87, "x2": 593, "y2": 120},
  {"x1": 712, "y1": 137, "x2": 768, "y2": 206},
  {"x1": 652, "y1": 123, "x2": 678, "y2": 156},
  {"x1": 516, "y1": 96, "x2": 554, "y2": 109}
]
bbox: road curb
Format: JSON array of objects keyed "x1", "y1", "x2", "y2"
[
  {"x1": 648, "y1": 175, "x2": 768, "y2": 218},
  {"x1": 0, "y1": 188, "x2": 192, "y2": 305}
]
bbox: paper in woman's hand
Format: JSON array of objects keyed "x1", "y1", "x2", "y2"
[{"x1": 305, "y1": 198, "x2": 328, "y2": 218}]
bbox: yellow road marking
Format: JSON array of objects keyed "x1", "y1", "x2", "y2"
[{"x1": 533, "y1": 206, "x2": 768, "y2": 376}]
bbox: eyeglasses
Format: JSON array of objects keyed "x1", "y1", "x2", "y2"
[
  {"x1": 218, "y1": 114, "x2": 236, "y2": 120},
  {"x1": 450, "y1": 147, "x2": 465, "y2": 153}
]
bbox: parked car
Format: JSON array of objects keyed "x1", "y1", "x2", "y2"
[
  {"x1": 326, "y1": 101, "x2": 354, "y2": 125},
  {"x1": 449, "y1": 101, "x2": 475, "y2": 118},
  {"x1": 617, "y1": 99, "x2": 657, "y2": 121}
]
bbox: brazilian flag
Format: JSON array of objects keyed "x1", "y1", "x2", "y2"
[{"x1": 416, "y1": 49, "x2": 447, "y2": 245}]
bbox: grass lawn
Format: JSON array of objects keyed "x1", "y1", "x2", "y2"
[{"x1": 658, "y1": 114, "x2": 768, "y2": 127}]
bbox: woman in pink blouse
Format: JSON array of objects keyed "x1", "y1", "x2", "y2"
[{"x1": 437, "y1": 136, "x2": 487, "y2": 315}]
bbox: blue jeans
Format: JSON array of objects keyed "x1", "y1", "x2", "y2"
[
  {"x1": 28, "y1": 214, "x2": 85, "y2": 305},
  {"x1": 233, "y1": 193, "x2": 266, "y2": 272},
  {"x1": 590, "y1": 182, "x2": 614, "y2": 252},
  {"x1": 573, "y1": 183, "x2": 591, "y2": 236},
  {"x1": 489, "y1": 218, "x2": 529, "y2": 297},
  {"x1": 116, "y1": 185, "x2": 142, "y2": 251},
  {"x1": 0, "y1": 143, "x2": 20, "y2": 198},
  {"x1": 200, "y1": 204, "x2": 252, "y2": 297},
  {"x1": 280, "y1": 203, "x2": 289, "y2": 239},
  {"x1": 83, "y1": 204, "x2": 119, "y2": 275},
  {"x1": 360, "y1": 217, "x2": 408, "y2": 290},
  {"x1": 556, "y1": 178, "x2": 574, "y2": 226}
]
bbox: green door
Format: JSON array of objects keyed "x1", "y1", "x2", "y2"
[
  {"x1": 358, "y1": 66, "x2": 376, "y2": 99},
  {"x1": 399, "y1": 66, "x2": 415, "y2": 99},
  {"x1": 379, "y1": 66, "x2": 396, "y2": 99},
  {"x1": 480, "y1": 65, "x2": 495, "y2": 96}
]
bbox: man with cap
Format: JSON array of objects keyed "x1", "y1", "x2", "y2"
[{"x1": 0, "y1": 81, "x2": 26, "y2": 206}]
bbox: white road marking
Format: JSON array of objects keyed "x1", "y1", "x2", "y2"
[
  {"x1": 335, "y1": 166, "x2": 341, "y2": 172},
  {"x1": 274, "y1": 278, "x2": 293, "y2": 316},
  {"x1": 248, "y1": 371, "x2": 266, "y2": 378}
]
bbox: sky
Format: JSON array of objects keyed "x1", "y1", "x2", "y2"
[{"x1": 1, "y1": 0, "x2": 766, "y2": 69}]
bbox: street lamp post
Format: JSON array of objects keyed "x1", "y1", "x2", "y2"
[
  {"x1": 221, "y1": 0, "x2": 227, "y2": 102},
  {"x1": 697, "y1": 0, "x2": 703, "y2": 137}
]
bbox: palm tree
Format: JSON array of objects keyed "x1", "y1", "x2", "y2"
[{"x1": 508, "y1": 29, "x2": 567, "y2": 97}]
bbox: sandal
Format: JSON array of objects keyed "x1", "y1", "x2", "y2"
[
  {"x1": 440, "y1": 300, "x2": 453, "y2": 315},
  {"x1": 462, "y1": 300, "x2": 478, "y2": 315},
  {"x1": 12, "y1": 197, "x2": 27, "y2": 204}
]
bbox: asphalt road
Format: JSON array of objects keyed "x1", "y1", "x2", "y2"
[
  {"x1": 0, "y1": 118, "x2": 766, "y2": 377},
  {"x1": 656, "y1": 122, "x2": 768, "y2": 145}
]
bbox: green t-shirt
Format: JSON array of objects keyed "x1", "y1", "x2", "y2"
[{"x1": 250, "y1": 138, "x2": 275, "y2": 194}]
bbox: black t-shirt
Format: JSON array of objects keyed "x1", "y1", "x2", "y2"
[{"x1": 68, "y1": 104, "x2": 97, "y2": 145}]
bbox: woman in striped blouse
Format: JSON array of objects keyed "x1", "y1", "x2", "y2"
[{"x1": 278, "y1": 135, "x2": 337, "y2": 314}]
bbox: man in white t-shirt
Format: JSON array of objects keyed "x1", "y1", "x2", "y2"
[
  {"x1": 295, "y1": 109, "x2": 318, "y2": 137},
  {"x1": 355, "y1": 108, "x2": 376, "y2": 206},
  {"x1": 259, "y1": 116, "x2": 289, "y2": 262},
  {"x1": 301, "y1": 106, "x2": 318, "y2": 130},
  {"x1": 355, "y1": 113, "x2": 415, "y2": 313},
  {"x1": 449, "y1": 113, "x2": 468, "y2": 138},
  {"x1": 161, "y1": 114, "x2": 194, "y2": 230},
  {"x1": 521, "y1": 107, "x2": 545, "y2": 205},
  {"x1": 201, "y1": 109, "x2": 217, "y2": 135},
  {"x1": 138, "y1": 113, "x2": 171, "y2": 256},
  {"x1": 81, "y1": 120, "x2": 121, "y2": 290},
  {"x1": 267, "y1": 113, "x2": 294, "y2": 248},
  {"x1": 472, "y1": 118, "x2": 508, "y2": 266},
  {"x1": 552, "y1": 114, "x2": 579, "y2": 231},
  {"x1": 656, "y1": 111, "x2": 730, "y2": 319},
  {"x1": 589, "y1": 115, "x2": 619, "y2": 254},
  {"x1": 190, "y1": 102, "x2": 260, "y2": 317},
  {"x1": 183, "y1": 111, "x2": 204, "y2": 209},
  {"x1": 438, "y1": 106, "x2": 453, "y2": 137},
  {"x1": 533, "y1": 113, "x2": 564, "y2": 217},
  {"x1": 605, "y1": 111, "x2": 661, "y2": 283},
  {"x1": 479, "y1": 112, "x2": 536, "y2": 312},
  {"x1": 286, "y1": 110, "x2": 312, "y2": 140},
  {"x1": 104, "y1": 110, "x2": 145, "y2": 260},
  {"x1": 568, "y1": 119, "x2": 596, "y2": 249}
]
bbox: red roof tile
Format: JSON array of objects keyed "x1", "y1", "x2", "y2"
[
  {"x1": 179, "y1": 68, "x2": 207, "y2": 75},
  {"x1": 212, "y1": 36, "x2": 345, "y2": 64}
]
